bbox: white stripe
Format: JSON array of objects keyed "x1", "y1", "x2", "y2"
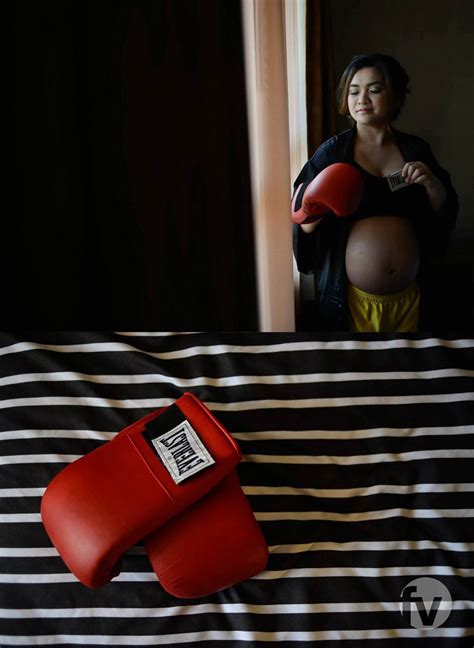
[
  {"x1": 0, "y1": 514, "x2": 45, "y2": 523},
  {"x1": 0, "y1": 455, "x2": 82, "y2": 466},
  {"x1": 255, "y1": 508, "x2": 474, "y2": 522},
  {"x1": 1, "y1": 565, "x2": 473, "y2": 585},
  {"x1": 0, "y1": 338, "x2": 472, "y2": 360},
  {"x1": 1, "y1": 392, "x2": 473, "y2": 412},
  {"x1": 269, "y1": 540, "x2": 474, "y2": 553},
  {"x1": 0, "y1": 488, "x2": 46, "y2": 497},
  {"x1": 3, "y1": 447, "x2": 473, "y2": 468},
  {"x1": 4, "y1": 481, "x2": 474, "y2": 500},
  {"x1": 209, "y1": 393, "x2": 474, "y2": 411},
  {"x1": 1, "y1": 600, "x2": 471, "y2": 618},
  {"x1": 233, "y1": 424, "x2": 474, "y2": 440},
  {"x1": 0, "y1": 548, "x2": 59, "y2": 557},
  {"x1": 0, "y1": 342, "x2": 137, "y2": 358},
  {"x1": 243, "y1": 482, "x2": 474, "y2": 498},
  {"x1": 0, "y1": 572, "x2": 157, "y2": 584},
  {"x1": 245, "y1": 448, "x2": 474, "y2": 465},
  {"x1": 0, "y1": 628, "x2": 473, "y2": 644},
  {"x1": 3, "y1": 425, "x2": 473, "y2": 444},
  {"x1": 0, "y1": 429, "x2": 115, "y2": 442},
  {"x1": 3, "y1": 539, "x2": 474, "y2": 558},
  {"x1": 1, "y1": 367, "x2": 473, "y2": 389},
  {"x1": 254, "y1": 566, "x2": 474, "y2": 579},
  {"x1": 0, "y1": 546, "x2": 146, "y2": 557},
  {"x1": 0, "y1": 372, "x2": 201, "y2": 388},
  {"x1": 114, "y1": 332, "x2": 201, "y2": 336},
  {"x1": 6, "y1": 506, "x2": 472, "y2": 525},
  {"x1": 0, "y1": 396, "x2": 171, "y2": 410}
]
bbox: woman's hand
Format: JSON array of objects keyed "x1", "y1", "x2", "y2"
[
  {"x1": 401, "y1": 161, "x2": 437, "y2": 189},
  {"x1": 402, "y1": 161, "x2": 447, "y2": 212}
]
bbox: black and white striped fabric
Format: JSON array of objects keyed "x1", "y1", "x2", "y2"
[{"x1": 1, "y1": 332, "x2": 473, "y2": 647}]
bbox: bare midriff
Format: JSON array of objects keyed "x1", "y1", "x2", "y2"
[{"x1": 345, "y1": 215, "x2": 420, "y2": 295}]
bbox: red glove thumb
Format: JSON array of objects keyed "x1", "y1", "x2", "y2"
[{"x1": 144, "y1": 471, "x2": 269, "y2": 598}]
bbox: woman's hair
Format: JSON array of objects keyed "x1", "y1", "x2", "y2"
[{"x1": 336, "y1": 53, "x2": 411, "y2": 122}]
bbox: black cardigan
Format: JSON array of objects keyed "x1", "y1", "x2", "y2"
[{"x1": 293, "y1": 125, "x2": 459, "y2": 331}]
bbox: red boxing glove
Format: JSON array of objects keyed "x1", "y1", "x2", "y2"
[
  {"x1": 41, "y1": 393, "x2": 241, "y2": 588},
  {"x1": 144, "y1": 471, "x2": 268, "y2": 598},
  {"x1": 292, "y1": 162, "x2": 364, "y2": 224}
]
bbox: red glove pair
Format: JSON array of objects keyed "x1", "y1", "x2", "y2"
[{"x1": 41, "y1": 393, "x2": 268, "y2": 598}]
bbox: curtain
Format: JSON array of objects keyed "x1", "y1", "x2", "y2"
[
  {"x1": 10, "y1": 0, "x2": 257, "y2": 329},
  {"x1": 296, "y1": 0, "x2": 336, "y2": 330},
  {"x1": 241, "y1": 0, "x2": 296, "y2": 331},
  {"x1": 305, "y1": 0, "x2": 337, "y2": 154}
]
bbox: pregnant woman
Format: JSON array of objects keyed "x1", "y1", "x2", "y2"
[{"x1": 293, "y1": 53, "x2": 458, "y2": 332}]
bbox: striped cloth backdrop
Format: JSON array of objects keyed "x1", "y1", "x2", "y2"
[{"x1": 0, "y1": 332, "x2": 473, "y2": 647}]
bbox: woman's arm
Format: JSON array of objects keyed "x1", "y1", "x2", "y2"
[
  {"x1": 402, "y1": 160, "x2": 448, "y2": 212},
  {"x1": 401, "y1": 138, "x2": 459, "y2": 262},
  {"x1": 425, "y1": 178, "x2": 448, "y2": 213},
  {"x1": 292, "y1": 143, "x2": 334, "y2": 273},
  {"x1": 401, "y1": 140, "x2": 458, "y2": 230}
]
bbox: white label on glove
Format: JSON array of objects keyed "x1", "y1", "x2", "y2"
[
  {"x1": 386, "y1": 169, "x2": 408, "y2": 192},
  {"x1": 152, "y1": 420, "x2": 215, "y2": 484}
]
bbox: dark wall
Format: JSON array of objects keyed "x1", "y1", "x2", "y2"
[
  {"x1": 328, "y1": 0, "x2": 474, "y2": 331},
  {"x1": 11, "y1": 1, "x2": 258, "y2": 329},
  {"x1": 330, "y1": 0, "x2": 474, "y2": 264}
]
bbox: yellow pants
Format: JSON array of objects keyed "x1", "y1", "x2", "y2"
[{"x1": 347, "y1": 281, "x2": 420, "y2": 333}]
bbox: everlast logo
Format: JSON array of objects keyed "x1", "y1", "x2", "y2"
[
  {"x1": 386, "y1": 170, "x2": 408, "y2": 192},
  {"x1": 159, "y1": 430, "x2": 206, "y2": 476},
  {"x1": 152, "y1": 420, "x2": 215, "y2": 484}
]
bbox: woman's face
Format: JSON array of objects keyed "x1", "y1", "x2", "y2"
[{"x1": 347, "y1": 67, "x2": 396, "y2": 127}]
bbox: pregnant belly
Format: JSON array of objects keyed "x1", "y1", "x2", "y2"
[{"x1": 345, "y1": 216, "x2": 420, "y2": 295}]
